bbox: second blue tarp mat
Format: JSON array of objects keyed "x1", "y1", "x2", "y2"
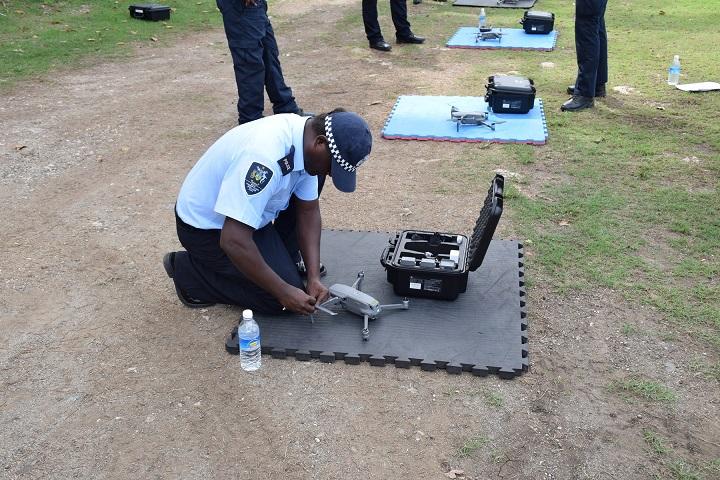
[
  {"x1": 382, "y1": 95, "x2": 548, "y2": 145},
  {"x1": 447, "y1": 27, "x2": 558, "y2": 51}
]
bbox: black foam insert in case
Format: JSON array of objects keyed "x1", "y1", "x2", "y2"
[{"x1": 381, "y1": 175, "x2": 504, "y2": 300}]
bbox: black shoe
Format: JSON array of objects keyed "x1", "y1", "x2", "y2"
[
  {"x1": 561, "y1": 95, "x2": 594, "y2": 112},
  {"x1": 296, "y1": 260, "x2": 327, "y2": 278},
  {"x1": 566, "y1": 84, "x2": 607, "y2": 98},
  {"x1": 396, "y1": 33, "x2": 425, "y2": 44},
  {"x1": 369, "y1": 39, "x2": 392, "y2": 52},
  {"x1": 163, "y1": 252, "x2": 216, "y2": 308}
]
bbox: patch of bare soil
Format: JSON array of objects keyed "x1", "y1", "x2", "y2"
[{"x1": 1, "y1": 1, "x2": 718, "y2": 478}]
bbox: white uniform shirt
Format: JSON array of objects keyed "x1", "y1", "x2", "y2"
[{"x1": 176, "y1": 114, "x2": 318, "y2": 230}]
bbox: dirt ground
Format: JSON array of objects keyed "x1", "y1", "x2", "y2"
[{"x1": 1, "y1": 0, "x2": 718, "y2": 478}]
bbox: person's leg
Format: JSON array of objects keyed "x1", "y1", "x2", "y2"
[
  {"x1": 262, "y1": 20, "x2": 300, "y2": 115},
  {"x1": 573, "y1": 13, "x2": 601, "y2": 97},
  {"x1": 596, "y1": 1, "x2": 608, "y2": 89},
  {"x1": 173, "y1": 213, "x2": 303, "y2": 313},
  {"x1": 216, "y1": 0, "x2": 267, "y2": 124},
  {"x1": 390, "y1": 0, "x2": 412, "y2": 39},
  {"x1": 362, "y1": 0, "x2": 383, "y2": 43}
]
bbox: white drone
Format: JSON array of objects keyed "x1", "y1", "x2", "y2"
[{"x1": 313, "y1": 271, "x2": 409, "y2": 341}]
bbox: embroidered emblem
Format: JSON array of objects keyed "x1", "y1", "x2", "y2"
[
  {"x1": 277, "y1": 145, "x2": 295, "y2": 176},
  {"x1": 244, "y1": 162, "x2": 273, "y2": 195}
]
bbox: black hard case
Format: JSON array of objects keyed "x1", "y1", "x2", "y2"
[
  {"x1": 485, "y1": 75, "x2": 536, "y2": 114},
  {"x1": 381, "y1": 175, "x2": 504, "y2": 300},
  {"x1": 129, "y1": 4, "x2": 171, "y2": 21},
  {"x1": 520, "y1": 10, "x2": 555, "y2": 34}
]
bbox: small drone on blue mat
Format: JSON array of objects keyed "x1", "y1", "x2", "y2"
[
  {"x1": 475, "y1": 27, "x2": 503, "y2": 43},
  {"x1": 450, "y1": 106, "x2": 505, "y2": 131},
  {"x1": 313, "y1": 271, "x2": 410, "y2": 341}
]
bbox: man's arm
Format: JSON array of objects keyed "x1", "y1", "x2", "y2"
[
  {"x1": 295, "y1": 198, "x2": 329, "y2": 303},
  {"x1": 219, "y1": 217, "x2": 317, "y2": 314}
]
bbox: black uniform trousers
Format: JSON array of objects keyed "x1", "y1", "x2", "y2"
[
  {"x1": 574, "y1": 0, "x2": 608, "y2": 97},
  {"x1": 216, "y1": 0, "x2": 299, "y2": 125},
  {"x1": 362, "y1": 0, "x2": 412, "y2": 43},
  {"x1": 173, "y1": 176, "x2": 326, "y2": 314}
]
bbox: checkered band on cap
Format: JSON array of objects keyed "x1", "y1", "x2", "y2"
[{"x1": 325, "y1": 115, "x2": 358, "y2": 172}]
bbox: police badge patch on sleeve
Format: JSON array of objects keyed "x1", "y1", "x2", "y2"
[{"x1": 245, "y1": 162, "x2": 274, "y2": 195}]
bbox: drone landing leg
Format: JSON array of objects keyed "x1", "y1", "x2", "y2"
[{"x1": 362, "y1": 314, "x2": 369, "y2": 341}]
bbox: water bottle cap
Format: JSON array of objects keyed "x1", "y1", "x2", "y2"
[
  {"x1": 481, "y1": 8, "x2": 485, "y2": 14},
  {"x1": 673, "y1": 55, "x2": 680, "y2": 61},
  {"x1": 242, "y1": 309, "x2": 253, "y2": 320}
]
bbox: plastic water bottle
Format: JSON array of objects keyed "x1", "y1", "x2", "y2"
[
  {"x1": 479, "y1": 8, "x2": 487, "y2": 29},
  {"x1": 238, "y1": 309, "x2": 261, "y2": 372},
  {"x1": 667, "y1": 55, "x2": 681, "y2": 85}
]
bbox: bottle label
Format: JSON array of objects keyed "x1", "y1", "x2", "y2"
[{"x1": 239, "y1": 336, "x2": 261, "y2": 351}]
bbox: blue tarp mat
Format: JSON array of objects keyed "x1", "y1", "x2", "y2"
[
  {"x1": 447, "y1": 27, "x2": 558, "y2": 50},
  {"x1": 382, "y1": 95, "x2": 548, "y2": 145}
]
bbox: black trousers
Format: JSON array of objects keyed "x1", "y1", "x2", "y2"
[
  {"x1": 574, "y1": 0, "x2": 608, "y2": 97},
  {"x1": 173, "y1": 177, "x2": 325, "y2": 313},
  {"x1": 216, "y1": 0, "x2": 298, "y2": 124},
  {"x1": 362, "y1": 0, "x2": 412, "y2": 43}
]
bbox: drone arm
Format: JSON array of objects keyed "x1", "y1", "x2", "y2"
[
  {"x1": 378, "y1": 298, "x2": 410, "y2": 312},
  {"x1": 317, "y1": 296, "x2": 341, "y2": 315},
  {"x1": 351, "y1": 271, "x2": 365, "y2": 291}
]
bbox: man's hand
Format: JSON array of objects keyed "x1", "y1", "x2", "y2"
[
  {"x1": 279, "y1": 285, "x2": 317, "y2": 315},
  {"x1": 306, "y1": 278, "x2": 329, "y2": 305},
  {"x1": 243, "y1": 0, "x2": 257, "y2": 6}
]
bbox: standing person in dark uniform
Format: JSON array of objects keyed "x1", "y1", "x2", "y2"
[
  {"x1": 561, "y1": 0, "x2": 608, "y2": 111},
  {"x1": 362, "y1": 0, "x2": 425, "y2": 52},
  {"x1": 216, "y1": 0, "x2": 305, "y2": 125},
  {"x1": 162, "y1": 110, "x2": 373, "y2": 315}
]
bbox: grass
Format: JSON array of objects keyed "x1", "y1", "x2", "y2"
[
  {"x1": 668, "y1": 460, "x2": 702, "y2": 480},
  {"x1": 643, "y1": 429, "x2": 671, "y2": 455},
  {"x1": 0, "y1": 0, "x2": 223, "y2": 88},
  {"x1": 622, "y1": 323, "x2": 639, "y2": 336},
  {"x1": 642, "y1": 428, "x2": 720, "y2": 479},
  {"x1": 612, "y1": 377, "x2": 677, "y2": 403},
  {"x1": 688, "y1": 356, "x2": 720, "y2": 382},
  {"x1": 483, "y1": 391, "x2": 503, "y2": 407},
  {"x1": 457, "y1": 435, "x2": 489, "y2": 458}
]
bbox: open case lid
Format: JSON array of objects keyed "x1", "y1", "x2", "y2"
[{"x1": 466, "y1": 174, "x2": 504, "y2": 272}]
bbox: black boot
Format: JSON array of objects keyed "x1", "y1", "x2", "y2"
[{"x1": 561, "y1": 95, "x2": 594, "y2": 112}]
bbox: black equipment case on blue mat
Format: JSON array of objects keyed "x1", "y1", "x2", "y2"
[
  {"x1": 129, "y1": 3, "x2": 171, "y2": 21},
  {"x1": 485, "y1": 75, "x2": 536, "y2": 114},
  {"x1": 520, "y1": 10, "x2": 555, "y2": 34},
  {"x1": 381, "y1": 175, "x2": 504, "y2": 300}
]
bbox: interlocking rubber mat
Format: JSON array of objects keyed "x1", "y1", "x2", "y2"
[
  {"x1": 454, "y1": 0, "x2": 536, "y2": 8},
  {"x1": 226, "y1": 230, "x2": 528, "y2": 378},
  {"x1": 381, "y1": 95, "x2": 548, "y2": 145},
  {"x1": 447, "y1": 27, "x2": 557, "y2": 50}
]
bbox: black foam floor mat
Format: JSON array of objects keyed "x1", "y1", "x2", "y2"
[
  {"x1": 453, "y1": 0, "x2": 537, "y2": 8},
  {"x1": 226, "y1": 231, "x2": 528, "y2": 378}
]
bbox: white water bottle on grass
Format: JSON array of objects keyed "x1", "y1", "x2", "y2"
[
  {"x1": 667, "y1": 55, "x2": 681, "y2": 85},
  {"x1": 479, "y1": 8, "x2": 487, "y2": 29},
  {"x1": 238, "y1": 309, "x2": 261, "y2": 372}
]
